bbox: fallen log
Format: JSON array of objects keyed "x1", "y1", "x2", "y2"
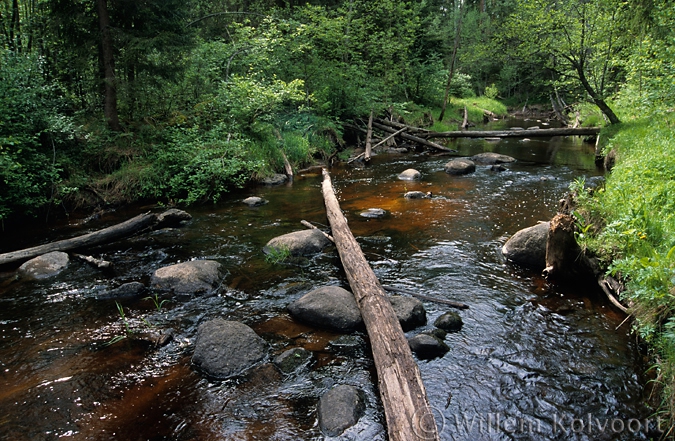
[
  {"x1": 423, "y1": 127, "x2": 600, "y2": 139},
  {"x1": 0, "y1": 209, "x2": 191, "y2": 267},
  {"x1": 372, "y1": 121, "x2": 456, "y2": 153},
  {"x1": 382, "y1": 285, "x2": 469, "y2": 310},
  {"x1": 374, "y1": 118, "x2": 431, "y2": 135},
  {"x1": 321, "y1": 169, "x2": 440, "y2": 441}
]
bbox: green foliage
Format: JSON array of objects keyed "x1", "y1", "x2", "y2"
[
  {"x1": 484, "y1": 84, "x2": 499, "y2": 100},
  {"x1": 0, "y1": 50, "x2": 72, "y2": 220},
  {"x1": 144, "y1": 293, "x2": 169, "y2": 313},
  {"x1": 265, "y1": 244, "x2": 291, "y2": 264}
]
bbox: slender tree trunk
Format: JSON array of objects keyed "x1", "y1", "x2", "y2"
[
  {"x1": 10, "y1": 0, "x2": 21, "y2": 52},
  {"x1": 438, "y1": 6, "x2": 462, "y2": 122},
  {"x1": 576, "y1": 65, "x2": 621, "y2": 125},
  {"x1": 97, "y1": 0, "x2": 121, "y2": 131}
]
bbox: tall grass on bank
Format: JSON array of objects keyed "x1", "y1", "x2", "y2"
[{"x1": 575, "y1": 113, "x2": 675, "y2": 421}]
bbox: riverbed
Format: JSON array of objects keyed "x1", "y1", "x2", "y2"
[{"x1": 0, "y1": 119, "x2": 654, "y2": 440}]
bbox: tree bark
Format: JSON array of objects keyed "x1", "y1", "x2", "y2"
[
  {"x1": 439, "y1": 3, "x2": 463, "y2": 122},
  {"x1": 576, "y1": 65, "x2": 621, "y2": 125},
  {"x1": 0, "y1": 209, "x2": 190, "y2": 266},
  {"x1": 365, "y1": 109, "x2": 374, "y2": 162},
  {"x1": 543, "y1": 214, "x2": 597, "y2": 285},
  {"x1": 97, "y1": 0, "x2": 121, "y2": 131},
  {"x1": 321, "y1": 169, "x2": 440, "y2": 441}
]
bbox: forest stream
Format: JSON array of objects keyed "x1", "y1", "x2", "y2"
[{"x1": 0, "y1": 118, "x2": 655, "y2": 441}]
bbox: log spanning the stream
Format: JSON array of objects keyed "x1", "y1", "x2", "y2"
[
  {"x1": 321, "y1": 169, "x2": 440, "y2": 441},
  {"x1": 422, "y1": 127, "x2": 601, "y2": 139},
  {"x1": 0, "y1": 209, "x2": 191, "y2": 266}
]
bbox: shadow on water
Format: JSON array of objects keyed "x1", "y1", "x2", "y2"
[{"x1": 0, "y1": 120, "x2": 655, "y2": 440}]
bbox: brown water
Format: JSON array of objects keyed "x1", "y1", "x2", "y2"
[{"x1": 0, "y1": 120, "x2": 656, "y2": 440}]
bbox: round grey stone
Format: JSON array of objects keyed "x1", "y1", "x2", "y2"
[{"x1": 444, "y1": 158, "x2": 476, "y2": 175}]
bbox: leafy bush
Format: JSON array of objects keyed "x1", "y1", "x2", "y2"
[{"x1": 0, "y1": 51, "x2": 71, "y2": 220}]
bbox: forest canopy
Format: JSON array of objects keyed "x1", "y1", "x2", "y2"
[{"x1": 0, "y1": 0, "x2": 673, "y2": 221}]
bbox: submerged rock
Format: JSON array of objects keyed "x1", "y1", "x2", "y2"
[
  {"x1": 398, "y1": 168, "x2": 421, "y2": 180},
  {"x1": 242, "y1": 196, "x2": 268, "y2": 207},
  {"x1": 471, "y1": 152, "x2": 516, "y2": 165},
  {"x1": 273, "y1": 347, "x2": 313, "y2": 374},
  {"x1": 288, "y1": 286, "x2": 363, "y2": 332},
  {"x1": 264, "y1": 229, "x2": 331, "y2": 257},
  {"x1": 502, "y1": 222, "x2": 550, "y2": 270},
  {"x1": 434, "y1": 311, "x2": 463, "y2": 332},
  {"x1": 404, "y1": 191, "x2": 431, "y2": 199},
  {"x1": 151, "y1": 260, "x2": 223, "y2": 294},
  {"x1": 389, "y1": 296, "x2": 427, "y2": 331},
  {"x1": 444, "y1": 158, "x2": 476, "y2": 175},
  {"x1": 318, "y1": 385, "x2": 366, "y2": 437},
  {"x1": 359, "y1": 208, "x2": 388, "y2": 219},
  {"x1": 408, "y1": 333, "x2": 449, "y2": 359},
  {"x1": 99, "y1": 281, "x2": 146, "y2": 300},
  {"x1": 192, "y1": 318, "x2": 268, "y2": 379},
  {"x1": 18, "y1": 251, "x2": 69, "y2": 279}
]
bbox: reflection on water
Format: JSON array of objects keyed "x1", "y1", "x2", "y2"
[{"x1": 0, "y1": 122, "x2": 653, "y2": 440}]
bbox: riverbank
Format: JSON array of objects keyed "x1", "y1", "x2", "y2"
[{"x1": 574, "y1": 112, "x2": 675, "y2": 426}]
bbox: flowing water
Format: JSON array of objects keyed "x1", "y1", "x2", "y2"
[{"x1": 0, "y1": 120, "x2": 656, "y2": 440}]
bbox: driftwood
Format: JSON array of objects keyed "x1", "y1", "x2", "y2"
[
  {"x1": 382, "y1": 285, "x2": 469, "y2": 310},
  {"x1": 598, "y1": 277, "x2": 629, "y2": 313},
  {"x1": 73, "y1": 253, "x2": 112, "y2": 269},
  {"x1": 0, "y1": 209, "x2": 191, "y2": 267},
  {"x1": 300, "y1": 220, "x2": 335, "y2": 243},
  {"x1": 423, "y1": 127, "x2": 600, "y2": 139},
  {"x1": 371, "y1": 121, "x2": 456, "y2": 153},
  {"x1": 321, "y1": 169, "x2": 439, "y2": 441}
]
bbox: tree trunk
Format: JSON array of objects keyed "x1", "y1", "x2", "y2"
[
  {"x1": 0, "y1": 209, "x2": 190, "y2": 267},
  {"x1": 438, "y1": 7, "x2": 462, "y2": 123},
  {"x1": 577, "y1": 66, "x2": 621, "y2": 125},
  {"x1": 365, "y1": 109, "x2": 374, "y2": 162},
  {"x1": 543, "y1": 214, "x2": 597, "y2": 285},
  {"x1": 321, "y1": 169, "x2": 440, "y2": 441},
  {"x1": 97, "y1": 0, "x2": 121, "y2": 131},
  {"x1": 461, "y1": 105, "x2": 469, "y2": 130}
]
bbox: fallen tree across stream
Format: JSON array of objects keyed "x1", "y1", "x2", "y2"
[
  {"x1": 321, "y1": 169, "x2": 440, "y2": 441},
  {"x1": 0, "y1": 209, "x2": 191, "y2": 266},
  {"x1": 422, "y1": 127, "x2": 600, "y2": 139}
]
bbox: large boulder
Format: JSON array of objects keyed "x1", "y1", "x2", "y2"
[
  {"x1": 398, "y1": 168, "x2": 421, "y2": 180},
  {"x1": 18, "y1": 251, "x2": 69, "y2": 279},
  {"x1": 502, "y1": 222, "x2": 550, "y2": 270},
  {"x1": 192, "y1": 319, "x2": 269, "y2": 379},
  {"x1": 444, "y1": 158, "x2": 476, "y2": 175},
  {"x1": 288, "y1": 286, "x2": 363, "y2": 332},
  {"x1": 264, "y1": 229, "x2": 331, "y2": 257},
  {"x1": 318, "y1": 385, "x2": 366, "y2": 437},
  {"x1": 389, "y1": 296, "x2": 427, "y2": 331},
  {"x1": 155, "y1": 209, "x2": 192, "y2": 228},
  {"x1": 471, "y1": 152, "x2": 516, "y2": 165},
  {"x1": 151, "y1": 260, "x2": 223, "y2": 294}
]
